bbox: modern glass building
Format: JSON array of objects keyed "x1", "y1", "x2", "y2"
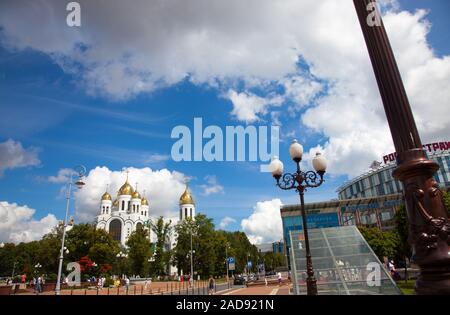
[
  {"x1": 336, "y1": 150, "x2": 450, "y2": 200},
  {"x1": 289, "y1": 226, "x2": 401, "y2": 295}
]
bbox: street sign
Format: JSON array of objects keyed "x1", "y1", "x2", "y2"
[
  {"x1": 227, "y1": 257, "x2": 235, "y2": 264},
  {"x1": 228, "y1": 262, "x2": 235, "y2": 271}
]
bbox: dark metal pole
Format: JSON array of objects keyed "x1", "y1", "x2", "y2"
[
  {"x1": 299, "y1": 188, "x2": 318, "y2": 295},
  {"x1": 353, "y1": 0, "x2": 450, "y2": 294}
]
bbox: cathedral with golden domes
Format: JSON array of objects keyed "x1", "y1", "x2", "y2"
[{"x1": 96, "y1": 174, "x2": 196, "y2": 247}]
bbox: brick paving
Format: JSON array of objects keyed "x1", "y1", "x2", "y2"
[
  {"x1": 218, "y1": 284, "x2": 292, "y2": 296},
  {"x1": 10, "y1": 281, "x2": 290, "y2": 296}
]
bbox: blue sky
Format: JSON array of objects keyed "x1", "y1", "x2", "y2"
[{"x1": 0, "y1": 0, "x2": 448, "y2": 243}]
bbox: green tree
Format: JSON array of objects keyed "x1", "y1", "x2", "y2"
[
  {"x1": 393, "y1": 204, "x2": 411, "y2": 281},
  {"x1": 126, "y1": 227, "x2": 152, "y2": 277},
  {"x1": 149, "y1": 216, "x2": 172, "y2": 276},
  {"x1": 174, "y1": 214, "x2": 220, "y2": 278},
  {"x1": 443, "y1": 191, "x2": 450, "y2": 216},
  {"x1": 359, "y1": 227, "x2": 399, "y2": 260}
]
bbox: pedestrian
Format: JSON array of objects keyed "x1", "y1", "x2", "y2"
[
  {"x1": 37, "y1": 275, "x2": 42, "y2": 293},
  {"x1": 264, "y1": 277, "x2": 268, "y2": 287},
  {"x1": 277, "y1": 272, "x2": 282, "y2": 286},
  {"x1": 208, "y1": 275, "x2": 215, "y2": 295},
  {"x1": 125, "y1": 277, "x2": 130, "y2": 289}
]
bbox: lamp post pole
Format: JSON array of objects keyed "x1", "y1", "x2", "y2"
[
  {"x1": 55, "y1": 165, "x2": 86, "y2": 295},
  {"x1": 225, "y1": 244, "x2": 229, "y2": 281},
  {"x1": 353, "y1": 0, "x2": 450, "y2": 294},
  {"x1": 269, "y1": 140, "x2": 327, "y2": 295},
  {"x1": 190, "y1": 225, "x2": 194, "y2": 287}
]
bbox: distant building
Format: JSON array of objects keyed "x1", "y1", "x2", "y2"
[{"x1": 272, "y1": 241, "x2": 285, "y2": 255}]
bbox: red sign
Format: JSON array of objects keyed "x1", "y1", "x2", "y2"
[{"x1": 383, "y1": 141, "x2": 450, "y2": 164}]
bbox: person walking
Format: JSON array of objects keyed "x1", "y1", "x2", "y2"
[
  {"x1": 277, "y1": 272, "x2": 282, "y2": 286},
  {"x1": 208, "y1": 276, "x2": 215, "y2": 295},
  {"x1": 36, "y1": 275, "x2": 42, "y2": 294}
]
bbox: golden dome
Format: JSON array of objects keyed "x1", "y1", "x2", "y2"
[
  {"x1": 112, "y1": 199, "x2": 119, "y2": 207},
  {"x1": 101, "y1": 191, "x2": 112, "y2": 201},
  {"x1": 141, "y1": 197, "x2": 149, "y2": 206},
  {"x1": 118, "y1": 181, "x2": 134, "y2": 196},
  {"x1": 179, "y1": 186, "x2": 195, "y2": 205},
  {"x1": 132, "y1": 190, "x2": 141, "y2": 199}
]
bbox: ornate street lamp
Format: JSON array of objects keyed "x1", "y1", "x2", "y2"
[
  {"x1": 55, "y1": 165, "x2": 86, "y2": 295},
  {"x1": 269, "y1": 140, "x2": 327, "y2": 295},
  {"x1": 353, "y1": 0, "x2": 449, "y2": 294}
]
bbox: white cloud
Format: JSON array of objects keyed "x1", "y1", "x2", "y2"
[
  {"x1": 219, "y1": 216, "x2": 236, "y2": 230},
  {"x1": 48, "y1": 168, "x2": 75, "y2": 184},
  {"x1": 0, "y1": 1, "x2": 448, "y2": 177},
  {"x1": 0, "y1": 139, "x2": 40, "y2": 175},
  {"x1": 142, "y1": 153, "x2": 170, "y2": 164},
  {"x1": 73, "y1": 166, "x2": 187, "y2": 222},
  {"x1": 199, "y1": 175, "x2": 224, "y2": 196},
  {"x1": 241, "y1": 199, "x2": 283, "y2": 244},
  {"x1": 226, "y1": 90, "x2": 284, "y2": 123},
  {"x1": 0, "y1": 201, "x2": 58, "y2": 243}
]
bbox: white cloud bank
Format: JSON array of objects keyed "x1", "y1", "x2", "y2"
[
  {"x1": 0, "y1": 1, "x2": 448, "y2": 178},
  {"x1": 72, "y1": 166, "x2": 187, "y2": 222},
  {"x1": 0, "y1": 201, "x2": 58, "y2": 243},
  {"x1": 241, "y1": 199, "x2": 283, "y2": 244},
  {"x1": 0, "y1": 139, "x2": 40, "y2": 175}
]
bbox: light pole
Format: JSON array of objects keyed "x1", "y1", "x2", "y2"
[
  {"x1": 55, "y1": 165, "x2": 86, "y2": 295},
  {"x1": 188, "y1": 221, "x2": 196, "y2": 286},
  {"x1": 11, "y1": 261, "x2": 18, "y2": 280},
  {"x1": 269, "y1": 140, "x2": 327, "y2": 295},
  {"x1": 116, "y1": 251, "x2": 128, "y2": 278},
  {"x1": 353, "y1": 0, "x2": 449, "y2": 294},
  {"x1": 225, "y1": 243, "x2": 230, "y2": 281},
  {"x1": 34, "y1": 263, "x2": 42, "y2": 278}
]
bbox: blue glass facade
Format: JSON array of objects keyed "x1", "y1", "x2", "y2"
[{"x1": 282, "y1": 213, "x2": 339, "y2": 247}]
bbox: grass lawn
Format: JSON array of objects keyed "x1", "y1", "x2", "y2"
[{"x1": 396, "y1": 280, "x2": 416, "y2": 295}]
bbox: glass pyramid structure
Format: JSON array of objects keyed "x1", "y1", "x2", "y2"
[{"x1": 289, "y1": 225, "x2": 401, "y2": 295}]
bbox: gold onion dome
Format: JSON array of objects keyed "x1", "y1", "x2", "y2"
[
  {"x1": 112, "y1": 199, "x2": 119, "y2": 207},
  {"x1": 179, "y1": 186, "x2": 195, "y2": 205},
  {"x1": 101, "y1": 191, "x2": 112, "y2": 201},
  {"x1": 132, "y1": 190, "x2": 141, "y2": 199},
  {"x1": 118, "y1": 181, "x2": 134, "y2": 195},
  {"x1": 141, "y1": 197, "x2": 149, "y2": 206}
]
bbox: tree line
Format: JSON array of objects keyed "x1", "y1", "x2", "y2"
[{"x1": 0, "y1": 213, "x2": 286, "y2": 281}]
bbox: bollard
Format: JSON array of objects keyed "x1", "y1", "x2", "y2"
[
  {"x1": 141, "y1": 285, "x2": 143, "y2": 295},
  {"x1": 97, "y1": 287, "x2": 99, "y2": 295},
  {"x1": 107, "y1": 287, "x2": 109, "y2": 295},
  {"x1": 117, "y1": 287, "x2": 119, "y2": 295},
  {"x1": 84, "y1": 289, "x2": 87, "y2": 295},
  {"x1": 134, "y1": 286, "x2": 136, "y2": 295}
]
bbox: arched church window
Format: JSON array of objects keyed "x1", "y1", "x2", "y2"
[
  {"x1": 133, "y1": 204, "x2": 135, "y2": 212},
  {"x1": 121, "y1": 201, "x2": 125, "y2": 211},
  {"x1": 109, "y1": 219, "x2": 122, "y2": 242},
  {"x1": 190, "y1": 208, "x2": 192, "y2": 218},
  {"x1": 180, "y1": 209, "x2": 182, "y2": 220},
  {"x1": 185, "y1": 208, "x2": 188, "y2": 218}
]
